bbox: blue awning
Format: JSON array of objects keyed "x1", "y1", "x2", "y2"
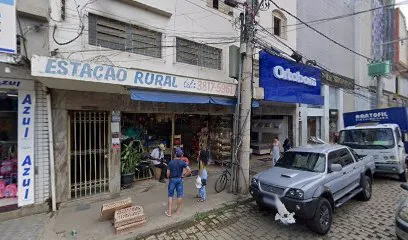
[{"x1": 130, "y1": 89, "x2": 260, "y2": 107}]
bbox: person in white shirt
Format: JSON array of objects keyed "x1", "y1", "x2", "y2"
[{"x1": 150, "y1": 143, "x2": 167, "y2": 183}]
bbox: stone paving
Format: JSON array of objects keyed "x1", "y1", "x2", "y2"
[
  {"x1": 0, "y1": 213, "x2": 49, "y2": 240},
  {"x1": 139, "y1": 177, "x2": 407, "y2": 240}
]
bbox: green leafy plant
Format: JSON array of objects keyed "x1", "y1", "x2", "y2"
[{"x1": 121, "y1": 142, "x2": 142, "y2": 175}]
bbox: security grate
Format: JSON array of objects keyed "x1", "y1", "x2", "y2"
[{"x1": 69, "y1": 111, "x2": 110, "y2": 199}]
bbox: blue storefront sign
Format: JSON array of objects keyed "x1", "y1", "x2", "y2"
[{"x1": 260, "y1": 51, "x2": 324, "y2": 105}]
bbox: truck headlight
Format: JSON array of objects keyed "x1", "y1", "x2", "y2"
[
  {"x1": 399, "y1": 207, "x2": 408, "y2": 222},
  {"x1": 386, "y1": 156, "x2": 399, "y2": 163},
  {"x1": 286, "y1": 188, "x2": 304, "y2": 200}
]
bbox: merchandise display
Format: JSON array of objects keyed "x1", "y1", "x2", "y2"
[
  {"x1": 0, "y1": 93, "x2": 18, "y2": 207},
  {"x1": 210, "y1": 116, "x2": 233, "y2": 165}
]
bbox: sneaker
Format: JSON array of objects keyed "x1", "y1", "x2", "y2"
[{"x1": 159, "y1": 179, "x2": 166, "y2": 183}]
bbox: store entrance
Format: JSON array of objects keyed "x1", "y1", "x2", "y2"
[
  {"x1": 69, "y1": 111, "x2": 110, "y2": 199},
  {"x1": 120, "y1": 113, "x2": 233, "y2": 186},
  {"x1": 0, "y1": 89, "x2": 18, "y2": 211}
]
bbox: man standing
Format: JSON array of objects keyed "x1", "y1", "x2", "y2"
[
  {"x1": 150, "y1": 143, "x2": 167, "y2": 183},
  {"x1": 165, "y1": 148, "x2": 191, "y2": 217}
]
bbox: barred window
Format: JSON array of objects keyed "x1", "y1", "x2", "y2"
[
  {"x1": 176, "y1": 38, "x2": 222, "y2": 70},
  {"x1": 88, "y1": 14, "x2": 162, "y2": 58}
]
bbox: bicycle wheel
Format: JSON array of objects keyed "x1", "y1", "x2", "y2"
[{"x1": 215, "y1": 173, "x2": 228, "y2": 193}]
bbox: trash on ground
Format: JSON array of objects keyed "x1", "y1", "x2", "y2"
[{"x1": 274, "y1": 195, "x2": 296, "y2": 225}]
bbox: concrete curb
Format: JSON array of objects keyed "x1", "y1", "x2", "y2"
[{"x1": 126, "y1": 196, "x2": 254, "y2": 240}]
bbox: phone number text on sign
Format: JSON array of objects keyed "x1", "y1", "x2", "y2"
[{"x1": 183, "y1": 79, "x2": 235, "y2": 96}]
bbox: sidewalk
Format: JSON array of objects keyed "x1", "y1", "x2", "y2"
[{"x1": 0, "y1": 157, "x2": 272, "y2": 240}]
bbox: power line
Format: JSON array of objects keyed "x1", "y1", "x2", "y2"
[
  {"x1": 55, "y1": 39, "x2": 239, "y2": 54},
  {"x1": 59, "y1": 5, "x2": 240, "y2": 37},
  {"x1": 255, "y1": 23, "x2": 374, "y2": 94},
  {"x1": 276, "y1": 1, "x2": 408, "y2": 30},
  {"x1": 268, "y1": 0, "x2": 372, "y2": 62}
]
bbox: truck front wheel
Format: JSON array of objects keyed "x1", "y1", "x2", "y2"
[
  {"x1": 399, "y1": 171, "x2": 407, "y2": 182},
  {"x1": 308, "y1": 198, "x2": 332, "y2": 235}
]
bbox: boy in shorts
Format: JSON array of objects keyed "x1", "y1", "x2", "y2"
[{"x1": 165, "y1": 148, "x2": 191, "y2": 217}]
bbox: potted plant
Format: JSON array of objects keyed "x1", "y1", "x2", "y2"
[{"x1": 121, "y1": 142, "x2": 141, "y2": 186}]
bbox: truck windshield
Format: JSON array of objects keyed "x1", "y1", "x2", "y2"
[
  {"x1": 275, "y1": 152, "x2": 326, "y2": 173},
  {"x1": 339, "y1": 128, "x2": 395, "y2": 149}
]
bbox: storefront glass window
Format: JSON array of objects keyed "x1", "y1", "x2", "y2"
[{"x1": 0, "y1": 90, "x2": 18, "y2": 210}]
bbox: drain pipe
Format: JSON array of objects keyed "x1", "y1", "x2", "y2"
[{"x1": 46, "y1": 88, "x2": 57, "y2": 212}]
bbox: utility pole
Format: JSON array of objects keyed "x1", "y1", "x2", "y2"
[
  {"x1": 376, "y1": 76, "x2": 384, "y2": 108},
  {"x1": 230, "y1": 12, "x2": 244, "y2": 194},
  {"x1": 237, "y1": 1, "x2": 254, "y2": 195}
]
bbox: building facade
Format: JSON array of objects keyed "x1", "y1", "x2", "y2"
[
  {"x1": 384, "y1": 7, "x2": 408, "y2": 107},
  {"x1": 28, "y1": 0, "x2": 297, "y2": 204},
  {"x1": 0, "y1": 0, "x2": 51, "y2": 218},
  {"x1": 296, "y1": 0, "x2": 377, "y2": 144}
]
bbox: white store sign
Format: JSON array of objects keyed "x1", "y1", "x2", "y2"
[
  {"x1": 0, "y1": 0, "x2": 16, "y2": 54},
  {"x1": 17, "y1": 90, "x2": 35, "y2": 206},
  {"x1": 31, "y1": 55, "x2": 237, "y2": 97}
]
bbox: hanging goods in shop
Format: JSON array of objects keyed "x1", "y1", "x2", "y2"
[{"x1": 0, "y1": 180, "x2": 5, "y2": 198}]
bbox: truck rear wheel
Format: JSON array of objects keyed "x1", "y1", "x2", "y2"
[
  {"x1": 358, "y1": 175, "x2": 372, "y2": 201},
  {"x1": 399, "y1": 171, "x2": 407, "y2": 182},
  {"x1": 307, "y1": 198, "x2": 332, "y2": 235}
]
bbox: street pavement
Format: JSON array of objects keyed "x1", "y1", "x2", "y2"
[{"x1": 140, "y1": 176, "x2": 407, "y2": 240}]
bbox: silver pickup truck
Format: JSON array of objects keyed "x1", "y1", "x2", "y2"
[{"x1": 250, "y1": 144, "x2": 375, "y2": 235}]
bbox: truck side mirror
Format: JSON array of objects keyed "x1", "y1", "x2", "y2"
[{"x1": 329, "y1": 164, "x2": 342, "y2": 172}]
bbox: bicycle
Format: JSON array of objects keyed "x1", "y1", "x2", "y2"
[{"x1": 214, "y1": 162, "x2": 232, "y2": 193}]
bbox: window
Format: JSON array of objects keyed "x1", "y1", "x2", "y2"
[
  {"x1": 395, "y1": 128, "x2": 402, "y2": 143},
  {"x1": 272, "y1": 10, "x2": 287, "y2": 39},
  {"x1": 329, "y1": 149, "x2": 354, "y2": 168},
  {"x1": 176, "y1": 38, "x2": 222, "y2": 70},
  {"x1": 274, "y1": 17, "x2": 281, "y2": 36},
  {"x1": 338, "y1": 149, "x2": 354, "y2": 166},
  {"x1": 328, "y1": 151, "x2": 341, "y2": 166},
  {"x1": 213, "y1": 0, "x2": 219, "y2": 9},
  {"x1": 349, "y1": 148, "x2": 361, "y2": 162},
  {"x1": 253, "y1": 59, "x2": 259, "y2": 78},
  {"x1": 16, "y1": 35, "x2": 21, "y2": 55},
  {"x1": 88, "y1": 14, "x2": 162, "y2": 58},
  {"x1": 207, "y1": 0, "x2": 233, "y2": 16},
  {"x1": 275, "y1": 152, "x2": 326, "y2": 173},
  {"x1": 339, "y1": 128, "x2": 395, "y2": 149}
]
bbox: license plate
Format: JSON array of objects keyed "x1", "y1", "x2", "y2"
[{"x1": 263, "y1": 196, "x2": 276, "y2": 206}]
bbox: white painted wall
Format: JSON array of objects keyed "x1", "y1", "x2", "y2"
[
  {"x1": 400, "y1": 76, "x2": 408, "y2": 97},
  {"x1": 353, "y1": 0, "x2": 373, "y2": 111},
  {"x1": 398, "y1": 10, "x2": 408, "y2": 67},
  {"x1": 48, "y1": 0, "x2": 297, "y2": 88}
]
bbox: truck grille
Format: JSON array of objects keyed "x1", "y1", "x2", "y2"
[{"x1": 259, "y1": 182, "x2": 285, "y2": 195}]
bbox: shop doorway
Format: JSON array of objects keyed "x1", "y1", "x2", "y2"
[
  {"x1": 0, "y1": 90, "x2": 18, "y2": 211},
  {"x1": 120, "y1": 113, "x2": 232, "y2": 167},
  {"x1": 307, "y1": 117, "x2": 321, "y2": 139},
  {"x1": 69, "y1": 111, "x2": 110, "y2": 199}
]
